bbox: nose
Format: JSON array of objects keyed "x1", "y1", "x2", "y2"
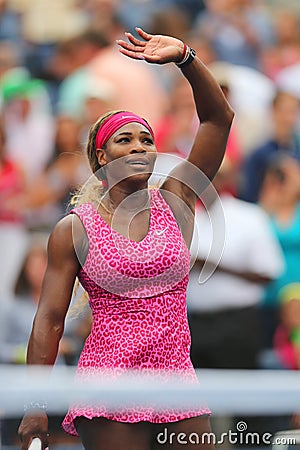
[
  {"x1": 130, "y1": 140, "x2": 146, "y2": 154},
  {"x1": 131, "y1": 148, "x2": 146, "y2": 154}
]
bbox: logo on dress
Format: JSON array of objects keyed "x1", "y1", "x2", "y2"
[{"x1": 155, "y1": 228, "x2": 167, "y2": 236}]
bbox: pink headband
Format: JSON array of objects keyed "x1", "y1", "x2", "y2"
[{"x1": 95, "y1": 111, "x2": 154, "y2": 150}]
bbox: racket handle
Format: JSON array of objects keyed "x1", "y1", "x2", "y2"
[{"x1": 29, "y1": 438, "x2": 42, "y2": 450}]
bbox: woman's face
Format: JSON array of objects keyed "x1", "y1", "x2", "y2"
[{"x1": 97, "y1": 122, "x2": 157, "y2": 186}]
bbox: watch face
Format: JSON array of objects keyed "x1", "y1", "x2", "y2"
[{"x1": 176, "y1": 47, "x2": 196, "y2": 68}]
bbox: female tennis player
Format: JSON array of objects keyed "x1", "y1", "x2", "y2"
[{"x1": 19, "y1": 27, "x2": 234, "y2": 450}]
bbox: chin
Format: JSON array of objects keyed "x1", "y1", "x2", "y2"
[{"x1": 123, "y1": 172, "x2": 152, "y2": 187}]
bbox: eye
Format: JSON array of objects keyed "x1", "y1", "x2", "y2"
[
  {"x1": 143, "y1": 137, "x2": 154, "y2": 145},
  {"x1": 117, "y1": 137, "x2": 130, "y2": 143}
]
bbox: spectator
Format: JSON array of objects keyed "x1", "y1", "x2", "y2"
[
  {"x1": 239, "y1": 90, "x2": 300, "y2": 203},
  {"x1": 20, "y1": 115, "x2": 91, "y2": 230},
  {"x1": 155, "y1": 76, "x2": 198, "y2": 158},
  {"x1": 259, "y1": 154, "x2": 300, "y2": 349},
  {"x1": 274, "y1": 283, "x2": 300, "y2": 370},
  {"x1": 276, "y1": 60, "x2": 300, "y2": 99},
  {"x1": 81, "y1": 0, "x2": 124, "y2": 42},
  {"x1": 0, "y1": 234, "x2": 51, "y2": 365},
  {"x1": 0, "y1": 40, "x2": 27, "y2": 97},
  {"x1": 208, "y1": 61, "x2": 243, "y2": 194},
  {"x1": 0, "y1": 0, "x2": 23, "y2": 48},
  {"x1": 19, "y1": 0, "x2": 88, "y2": 79},
  {"x1": 0, "y1": 118, "x2": 28, "y2": 296},
  {"x1": 80, "y1": 76, "x2": 115, "y2": 144},
  {"x1": 1, "y1": 72, "x2": 55, "y2": 182},
  {"x1": 53, "y1": 30, "x2": 110, "y2": 120},
  {"x1": 193, "y1": 0, "x2": 274, "y2": 70},
  {"x1": 197, "y1": 59, "x2": 276, "y2": 155},
  {"x1": 260, "y1": 9, "x2": 300, "y2": 81}
]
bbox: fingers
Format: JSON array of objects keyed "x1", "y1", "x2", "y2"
[
  {"x1": 124, "y1": 32, "x2": 146, "y2": 47},
  {"x1": 21, "y1": 435, "x2": 48, "y2": 450},
  {"x1": 118, "y1": 47, "x2": 145, "y2": 61},
  {"x1": 136, "y1": 27, "x2": 152, "y2": 41},
  {"x1": 117, "y1": 27, "x2": 156, "y2": 63},
  {"x1": 21, "y1": 436, "x2": 31, "y2": 450},
  {"x1": 116, "y1": 39, "x2": 145, "y2": 53}
]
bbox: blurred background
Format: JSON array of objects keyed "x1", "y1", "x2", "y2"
[{"x1": 1, "y1": 0, "x2": 300, "y2": 448}]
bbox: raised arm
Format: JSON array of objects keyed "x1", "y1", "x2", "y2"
[
  {"x1": 117, "y1": 28, "x2": 234, "y2": 199},
  {"x1": 18, "y1": 214, "x2": 85, "y2": 450}
]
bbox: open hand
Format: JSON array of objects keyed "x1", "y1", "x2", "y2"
[{"x1": 116, "y1": 27, "x2": 185, "y2": 65}]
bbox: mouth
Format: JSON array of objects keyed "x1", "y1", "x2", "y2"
[{"x1": 126, "y1": 157, "x2": 149, "y2": 166}]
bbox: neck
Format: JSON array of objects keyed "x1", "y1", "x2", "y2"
[
  {"x1": 108, "y1": 181, "x2": 149, "y2": 205},
  {"x1": 100, "y1": 184, "x2": 150, "y2": 215},
  {"x1": 275, "y1": 202, "x2": 298, "y2": 226}
]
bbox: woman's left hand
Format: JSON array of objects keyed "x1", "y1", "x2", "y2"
[{"x1": 116, "y1": 27, "x2": 185, "y2": 65}]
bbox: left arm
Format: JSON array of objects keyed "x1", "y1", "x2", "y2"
[
  {"x1": 117, "y1": 28, "x2": 234, "y2": 206},
  {"x1": 170, "y1": 55, "x2": 234, "y2": 206}
]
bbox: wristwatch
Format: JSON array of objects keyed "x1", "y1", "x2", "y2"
[{"x1": 176, "y1": 47, "x2": 196, "y2": 68}]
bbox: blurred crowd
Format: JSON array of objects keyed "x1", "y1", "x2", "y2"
[{"x1": 1, "y1": 0, "x2": 300, "y2": 447}]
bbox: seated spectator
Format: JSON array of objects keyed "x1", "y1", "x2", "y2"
[{"x1": 239, "y1": 90, "x2": 300, "y2": 203}]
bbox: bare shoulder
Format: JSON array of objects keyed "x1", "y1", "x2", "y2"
[
  {"x1": 158, "y1": 184, "x2": 195, "y2": 248},
  {"x1": 48, "y1": 214, "x2": 88, "y2": 265}
]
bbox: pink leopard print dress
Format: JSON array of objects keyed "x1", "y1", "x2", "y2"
[{"x1": 62, "y1": 188, "x2": 210, "y2": 436}]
